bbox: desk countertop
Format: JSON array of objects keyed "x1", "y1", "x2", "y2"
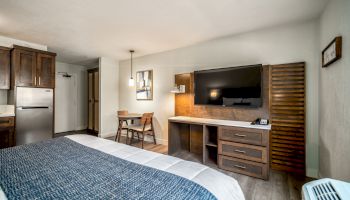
[{"x1": 168, "y1": 116, "x2": 271, "y2": 130}]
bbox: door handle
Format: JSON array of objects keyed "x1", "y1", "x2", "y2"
[{"x1": 21, "y1": 106, "x2": 49, "y2": 109}]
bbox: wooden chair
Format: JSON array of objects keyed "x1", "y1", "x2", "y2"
[
  {"x1": 127, "y1": 112, "x2": 155, "y2": 149},
  {"x1": 115, "y1": 110, "x2": 129, "y2": 142}
]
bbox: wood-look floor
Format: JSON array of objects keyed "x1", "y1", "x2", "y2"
[
  {"x1": 109, "y1": 136, "x2": 310, "y2": 200},
  {"x1": 57, "y1": 131, "x2": 309, "y2": 200}
]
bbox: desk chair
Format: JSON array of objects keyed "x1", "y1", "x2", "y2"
[{"x1": 127, "y1": 112, "x2": 156, "y2": 149}]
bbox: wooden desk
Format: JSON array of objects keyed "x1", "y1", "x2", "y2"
[
  {"x1": 116, "y1": 113, "x2": 142, "y2": 142},
  {"x1": 168, "y1": 116, "x2": 271, "y2": 180}
]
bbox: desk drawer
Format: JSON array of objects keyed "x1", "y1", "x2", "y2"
[
  {"x1": 218, "y1": 155, "x2": 268, "y2": 179},
  {"x1": 218, "y1": 126, "x2": 268, "y2": 146},
  {"x1": 0, "y1": 117, "x2": 14, "y2": 128},
  {"x1": 218, "y1": 140, "x2": 267, "y2": 163}
]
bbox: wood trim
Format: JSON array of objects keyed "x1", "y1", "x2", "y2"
[
  {"x1": 13, "y1": 45, "x2": 57, "y2": 56},
  {"x1": 0, "y1": 46, "x2": 11, "y2": 51}
]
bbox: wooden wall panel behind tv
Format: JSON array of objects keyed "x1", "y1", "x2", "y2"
[
  {"x1": 174, "y1": 65, "x2": 270, "y2": 122},
  {"x1": 269, "y1": 62, "x2": 305, "y2": 175}
]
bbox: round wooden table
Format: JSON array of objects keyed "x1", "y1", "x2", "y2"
[{"x1": 115, "y1": 113, "x2": 142, "y2": 142}]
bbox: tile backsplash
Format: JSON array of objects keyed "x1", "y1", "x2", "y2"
[
  {"x1": 0, "y1": 105, "x2": 14, "y2": 114},
  {"x1": 0, "y1": 90, "x2": 7, "y2": 104}
]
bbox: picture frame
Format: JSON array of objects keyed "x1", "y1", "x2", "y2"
[
  {"x1": 136, "y1": 70, "x2": 153, "y2": 100},
  {"x1": 322, "y1": 36, "x2": 342, "y2": 67}
]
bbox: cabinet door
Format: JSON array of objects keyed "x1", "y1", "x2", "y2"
[
  {"x1": 0, "y1": 47, "x2": 11, "y2": 89},
  {"x1": 0, "y1": 128, "x2": 15, "y2": 149},
  {"x1": 0, "y1": 116, "x2": 15, "y2": 149},
  {"x1": 13, "y1": 49, "x2": 37, "y2": 87},
  {"x1": 37, "y1": 53, "x2": 55, "y2": 88}
]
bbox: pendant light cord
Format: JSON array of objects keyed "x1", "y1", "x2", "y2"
[{"x1": 130, "y1": 50, "x2": 134, "y2": 78}]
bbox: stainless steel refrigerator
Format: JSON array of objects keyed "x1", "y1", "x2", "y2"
[{"x1": 16, "y1": 87, "x2": 53, "y2": 145}]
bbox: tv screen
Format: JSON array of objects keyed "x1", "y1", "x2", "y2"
[{"x1": 194, "y1": 64, "x2": 263, "y2": 107}]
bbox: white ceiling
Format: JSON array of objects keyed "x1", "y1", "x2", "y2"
[{"x1": 0, "y1": 0, "x2": 328, "y2": 66}]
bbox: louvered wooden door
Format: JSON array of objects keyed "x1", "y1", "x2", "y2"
[
  {"x1": 87, "y1": 68, "x2": 99, "y2": 134},
  {"x1": 269, "y1": 62, "x2": 305, "y2": 175}
]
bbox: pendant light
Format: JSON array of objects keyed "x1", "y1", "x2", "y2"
[{"x1": 128, "y1": 50, "x2": 135, "y2": 87}]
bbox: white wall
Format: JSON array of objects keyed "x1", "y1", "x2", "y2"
[
  {"x1": 55, "y1": 62, "x2": 88, "y2": 133},
  {"x1": 0, "y1": 35, "x2": 48, "y2": 104},
  {"x1": 119, "y1": 20, "x2": 320, "y2": 177},
  {"x1": 0, "y1": 35, "x2": 47, "y2": 51},
  {"x1": 99, "y1": 57, "x2": 119, "y2": 138},
  {"x1": 319, "y1": 0, "x2": 350, "y2": 181}
]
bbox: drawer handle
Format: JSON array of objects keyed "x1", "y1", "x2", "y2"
[
  {"x1": 234, "y1": 164, "x2": 246, "y2": 169},
  {"x1": 234, "y1": 149, "x2": 246, "y2": 154},
  {"x1": 0, "y1": 121, "x2": 10, "y2": 124},
  {"x1": 234, "y1": 133, "x2": 246, "y2": 137}
]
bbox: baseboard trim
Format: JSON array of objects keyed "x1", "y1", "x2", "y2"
[
  {"x1": 306, "y1": 168, "x2": 319, "y2": 178},
  {"x1": 100, "y1": 132, "x2": 116, "y2": 138}
]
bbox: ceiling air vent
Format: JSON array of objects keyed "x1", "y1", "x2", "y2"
[{"x1": 312, "y1": 182, "x2": 341, "y2": 200}]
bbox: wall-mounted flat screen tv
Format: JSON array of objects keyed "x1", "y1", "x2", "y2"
[{"x1": 194, "y1": 64, "x2": 263, "y2": 107}]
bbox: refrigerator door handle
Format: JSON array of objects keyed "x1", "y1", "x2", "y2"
[{"x1": 19, "y1": 106, "x2": 50, "y2": 110}]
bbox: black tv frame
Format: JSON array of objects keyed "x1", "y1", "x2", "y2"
[{"x1": 193, "y1": 64, "x2": 263, "y2": 108}]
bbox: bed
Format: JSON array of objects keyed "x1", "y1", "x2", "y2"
[{"x1": 0, "y1": 134, "x2": 244, "y2": 200}]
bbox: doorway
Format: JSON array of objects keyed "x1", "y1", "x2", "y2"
[
  {"x1": 87, "y1": 68, "x2": 99, "y2": 134},
  {"x1": 55, "y1": 72, "x2": 78, "y2": 133}
]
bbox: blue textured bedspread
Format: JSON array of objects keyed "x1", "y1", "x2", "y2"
[{"x1": 0, "y1": 137, "x2": 217, "y2": 200}]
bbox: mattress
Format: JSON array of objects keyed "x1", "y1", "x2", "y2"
[{"x1": 0, "y1": 134, "x2": 245, "y2": 200}]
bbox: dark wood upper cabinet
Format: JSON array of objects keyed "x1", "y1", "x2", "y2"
[
  {"x1": 12, "y1": 48, "x2": 37, "y2": 87},
  {"x1": 37, "y1": 53, "x2": 55, "y2": 88},
  {"x1": 11, "y1": 45, "x2": 56, "y2": 89},
  {"x1": 0, "y1": 47, "x2": 11, "y2": 89}
]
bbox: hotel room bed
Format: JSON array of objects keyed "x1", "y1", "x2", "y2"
[{"x1": 0, "y1": 134, "x2": 244, "y2": 200}]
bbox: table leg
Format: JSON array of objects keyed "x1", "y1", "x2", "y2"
[{"x1": 116, "y1": 120, "x2": 122, "y2": 142}]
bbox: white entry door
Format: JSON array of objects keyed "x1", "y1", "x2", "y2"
[{"x1": 55, "y1": 74, "x2": 78, "y2": 133}]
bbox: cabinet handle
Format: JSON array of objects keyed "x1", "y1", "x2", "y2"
[
  {"x1": 234, "y1": 149, "x2": 246, "y2": 154},
  {"x1": 34, "y1": 77, "x2": 37, "y2": 86},
  {"x1": 0, "y1": 120, "x2": 10, "y2": 124},
  {"x1": 234, "y1": 164, "x2": 246, "y2": 169},
  {"x1": 234, "y1": 133, "x2": 246, "y2": 137},
  {"x1": 38, "y1": 77, "x2": 41, "y2": 86}
]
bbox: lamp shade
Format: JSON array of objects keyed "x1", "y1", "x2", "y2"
[{"x1": 128, "y1": 77, "x2": 135, "y2": 87}]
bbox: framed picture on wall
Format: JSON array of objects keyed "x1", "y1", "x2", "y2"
[
  {"x1": 136, "y1": 70, "x2": 153, "y2": 100},
  {"x1": 322, "y1": 36, "x2": 342, "y2": 67}
]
